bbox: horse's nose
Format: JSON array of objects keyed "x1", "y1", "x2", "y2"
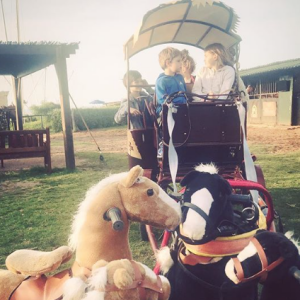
[{"x1": 147, "y1": 189, "x2": 154, "y2": 196}]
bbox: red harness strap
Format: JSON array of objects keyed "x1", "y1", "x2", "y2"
[
  {"x1": 100, "y1": 261, "x2": 163, "y2": 299},
  {"x1": 179, "y1": 244, "x2": 214, "y2": 265},
  {"x1": 232, "y1": 237, "x2": 284, "y2": 283}
]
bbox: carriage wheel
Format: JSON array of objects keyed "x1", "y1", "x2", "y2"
[{"x1": 255, "y1": 165, "x2": 266, "y2": 187}]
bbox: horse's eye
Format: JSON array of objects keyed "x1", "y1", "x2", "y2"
[{"x1": 147, "y1": 189, "x2": 154, "y2": 196}]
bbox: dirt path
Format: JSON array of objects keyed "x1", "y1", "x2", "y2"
[
  {"x1": 247, "y1": 125, "x2": 300, "y2": 153},
  {"x1": 1, "y1": 125, "x2": 300, "y2": 172}
]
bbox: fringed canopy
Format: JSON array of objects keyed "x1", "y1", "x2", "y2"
[{"x1": 124, "y1": 0, "x2": 241, "y2": 59}]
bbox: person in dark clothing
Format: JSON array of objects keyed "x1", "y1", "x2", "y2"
[{"x1": 114, "y1": 70, "x2": 153, "y2": 129}]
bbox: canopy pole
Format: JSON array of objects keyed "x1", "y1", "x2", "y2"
[
  {"x1": 55, "y1": 46, "x2": 75, "y2": 170},
  {"x1": 13, "y1": 77, "x2": 23, "y2": 130},
  {"x1": 126, "y1": 45, "x2": 130, "y2": 129}
]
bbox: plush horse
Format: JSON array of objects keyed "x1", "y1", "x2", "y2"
[
  {"x1": 0, "y1": 166, "x2": 181, "y2": 300},
  {"x1": 157, "y1": 163, "x2": 261, "y2": 300},
  {"x1": 225, "y1": 230, "x2": 300, "y2": 300},
  {"x1": 81, "y1": 259, "x2": 171, "y2": 300}
]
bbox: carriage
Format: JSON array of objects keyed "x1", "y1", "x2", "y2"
[{"x1": 123, "y1": 0, "x2": 277, "y2": 275}]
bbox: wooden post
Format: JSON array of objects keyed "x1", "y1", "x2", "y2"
[
  {"x1": 13, "y1": 77, "x2": 23, "y2": 130},
  {"x1": 55, "y1": 46, "x2": 75, "y2": 170}
]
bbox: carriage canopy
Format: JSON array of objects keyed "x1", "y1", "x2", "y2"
[{"x1": 124, "y1": 0, "x2": 241, "y2": 59}]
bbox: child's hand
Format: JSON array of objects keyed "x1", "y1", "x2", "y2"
[
  {"x1": 208, "y1": 92, "x2": 217, "y2": 99},
  {"x1": 130, "y1": 108, "x2": 142, "y2": 116}
]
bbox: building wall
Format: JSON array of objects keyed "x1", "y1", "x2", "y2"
[
  {"x1": 0, "y1": 91, "x2": 9, "y2": 107},
  {"x1": 242, "y1": 72, "x2": 295, "y2": 126},
  {"x1": 292, "y1": 73, "x2": 300, "y2": 125}
]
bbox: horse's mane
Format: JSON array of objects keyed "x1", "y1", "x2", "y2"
[
  {"x1": 194, "y1": 163, "x2": 218, "y2": 174},
  {"x1": 68, "y1": 172, "x2": 128, "y2": 251}
]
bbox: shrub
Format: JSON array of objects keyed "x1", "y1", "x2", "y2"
[
  {"x1": 30, "y1": 102, "x2": 60, "y2": 116},
  {"x1": 51, "y1": 109, "x2": 63, "y2": 133},
  {"x1": 50, "y1": 107, "x2": 120, "y2": 133},
  {"x1": 73, "y1": 107, "x2": 120, "y2": 130}
]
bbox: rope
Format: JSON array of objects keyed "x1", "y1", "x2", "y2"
[
  {"x1": 69, "y1": 93, "x2": 103, "y2": 158},
  {"x1": 16, "y1": 0, "x2": 20, "y2": 42},
  {"x1": 1, "y1": 0, "x2": 11, "y2": 87},
  {"x1": 1, "y1": 0, "x2": 8, "y2": 41}
]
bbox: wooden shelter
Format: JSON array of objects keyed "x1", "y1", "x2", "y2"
[
  {"x1": 240, "y1": 58, "x2": 300, "y2": 126},
  {"x1": 0, "y1": 41, "x2": 79, "y2": 170}
]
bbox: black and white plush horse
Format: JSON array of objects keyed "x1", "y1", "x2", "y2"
[
  {"x1": 157, "y1": 164, "x2": 259, "y2": 300},
  {"x1": 225, "y1": 230, "x2": 300, "y2": 300}
]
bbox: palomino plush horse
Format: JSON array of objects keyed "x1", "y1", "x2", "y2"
[
  {"x1": 225, "y1": 230, "x2": 300, "y2": 300},
  {"x1": 0, "y1": 166, "x2": 181, "y2": 300},
  {"x1": 157, "y1": 163, "x2": 263, "y2": 300},
  {"x1": 82, "y1": 258, "x2": 171, "y2": 300}
]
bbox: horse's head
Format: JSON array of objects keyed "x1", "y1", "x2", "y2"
[
  {"x1": 118, "y1": 166, "x2": 181, "y2": 230},
  {"x1": 179, "y1": 163, "x2": 232, "y2": 243},
  {"x1": 225, "y1": 230, "x2": 300, "y2": 285}
]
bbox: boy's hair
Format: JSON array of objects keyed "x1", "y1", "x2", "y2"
[
  {"x1": 123, "y1": 70, "x2": 142, "y2": 88},
  {"x1": 204, "y1": 43, "x2": 233, "y2": 68},
  {"x1": 181, "y1": 49, "x2": 196, "y2": 74},
  {"x1": 159, "y1": 47, "x2": 182, "y2": 70}
]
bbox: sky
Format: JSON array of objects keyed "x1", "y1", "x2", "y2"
[{"x1": 0, "y1": 0, "x2": 299, "y2": 110}]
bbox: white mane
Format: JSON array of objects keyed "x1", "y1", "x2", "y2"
[
  {"x1": 285, "y1": 231, "x2": 300, "y2": 254},
  {"x1": 68, "y1": 172, "x2": 128, "y2": 251},
  {"x1": 194, "y1": 163, "x2": 218, "y2": 174}
]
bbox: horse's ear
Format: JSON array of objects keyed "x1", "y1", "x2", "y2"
[
  {"x1": 120, "y1": 165, "x2": 144, "y2": 188},
  {"x1": 278, "y1": 239, "x2": 298, "y2": 259},
  {"x1": 217, "y1": 176, "x2": 232, "y2": 195},
  {"x1": 180, "y1": 171, "x2": 199, "y2": 187}
]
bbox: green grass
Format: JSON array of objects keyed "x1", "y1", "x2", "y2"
[
  {"x1": 249, "y1": 142, "x2": 300, "y2": 238},
  {"x1": 0, "y1": 152, "x2": 155, "y2": 269},
  {"x1": 0, "y1": 135, "x2": 299, "y2": 271}
]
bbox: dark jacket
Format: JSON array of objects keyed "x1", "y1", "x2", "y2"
[{"x1": 114, "y1": 93, "x2": 153, "y2": 129}]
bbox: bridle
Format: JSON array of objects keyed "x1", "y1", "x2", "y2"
[
  {"x1": 178, "y1": 195, "x2": 229, "y2": 245},
  {"x1": 232, "y1": 237, "x2": 284, "y2": 283}
]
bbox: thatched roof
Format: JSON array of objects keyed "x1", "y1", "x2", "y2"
[{"x1": 0, "y1": 42, "x2": 79, "y2": 78}]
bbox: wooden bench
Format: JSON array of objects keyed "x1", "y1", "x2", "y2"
[{"x1": 0, "y1": 128, "x2": 51, "y2": 172}]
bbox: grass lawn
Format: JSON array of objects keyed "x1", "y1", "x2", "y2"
[
  {"x1": 0, "y1": 152, "x2": 154, "y2": 269},
  {"x1": 249, "y1": 143, "x2": 300, "y2": 237},
  {"x1": 0, "y1": 138, "x2": 299, "y2": 271}
]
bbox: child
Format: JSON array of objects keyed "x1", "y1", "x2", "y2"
[
  {"x1": 192, "y1": 43, "x2": 235, "y2": 100},
  {"x1": 181, "y1": 49, "x2": 196, "y2": 93},
  {"x1": 114, "y1": 70, "x2": 153, "y2": 129},
  {"x1": 155, "y1": 47, "x2": 187, "y2": 115}
]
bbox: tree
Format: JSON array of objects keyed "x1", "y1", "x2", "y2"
[{"x1": 30, "y1": 102, "x2": 60, "y2": 115}]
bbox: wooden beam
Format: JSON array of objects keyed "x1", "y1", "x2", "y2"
[
  {"x1": 13, "y1": 77, "x2": 23, "y2": 130},
  {"x1": 55, "y1": 46, "x2": 75, "y2": 170}
]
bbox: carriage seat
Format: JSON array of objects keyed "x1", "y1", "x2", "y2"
[
  {"x1": 6, "y1": 246, "x2": 73, "y2": 276},
  {"x1": 161, "y1": 102, "x2": 243, "y2": 176}
]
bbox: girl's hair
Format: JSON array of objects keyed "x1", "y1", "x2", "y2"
[
  {"x1": 204, "y1": 43, "x2": 233, "y2": 68},
  {"x1": 205, "y1": 43, "x2": 239, "y2": 94},
  {"x1": 158, "y1": 47, "x2": 182, "y2": 70},
  {"x1": 123, "y1": 70, "x2": 142, "y2": 87},
  {"x1": 181, "y1": 49, "x2": 196, "y2": 74}
]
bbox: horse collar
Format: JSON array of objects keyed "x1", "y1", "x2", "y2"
[
  {"x1": 179, "y1": 244, "x2": 217, "y2": 266},
  {"x1": 232, "y1": 237, "x2": 285, "y2": 283}
]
